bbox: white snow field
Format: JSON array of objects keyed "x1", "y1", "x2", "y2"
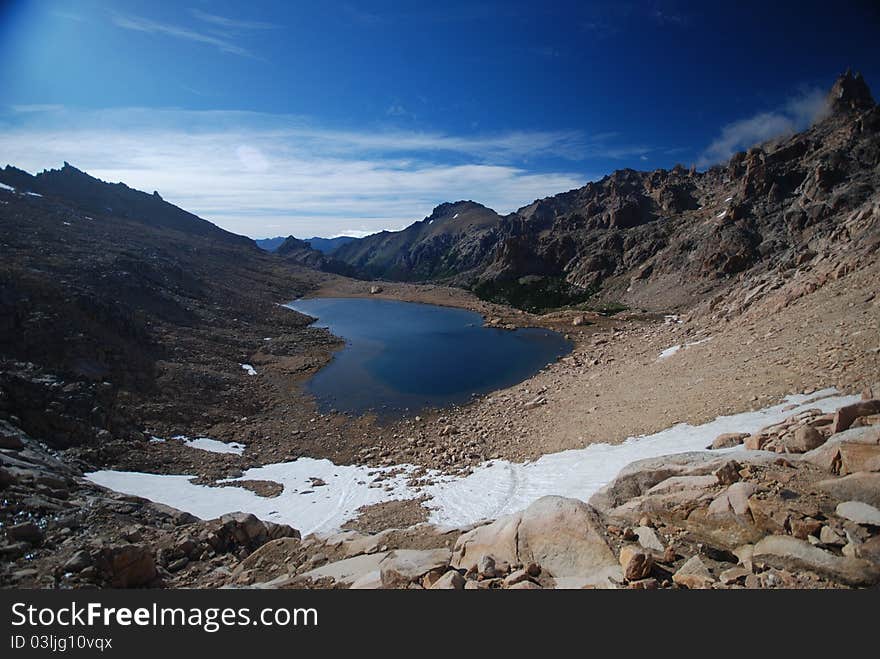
[
  {"x1": 86, "y1": 389, "x2": 858, "y2": 535},
  {"x1": 182, "y1": 437, "x2": 246, "y2": 455}
]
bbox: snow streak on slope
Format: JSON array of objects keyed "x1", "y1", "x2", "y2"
[{"x1": 86, "y1": 389, "x2": 857, "y2": 534}]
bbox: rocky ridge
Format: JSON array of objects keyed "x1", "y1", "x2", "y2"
[{"x1": 332, "y1": 71, "x2": 880, "y2": 315}]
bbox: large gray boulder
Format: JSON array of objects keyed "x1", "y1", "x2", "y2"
[{"x1": 451, "y1": 496, "x2": 621, "y2": 588}]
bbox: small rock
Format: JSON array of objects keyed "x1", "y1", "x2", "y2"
[
  {"x1": 819, "y1": 525, "x2": 845, "y2": 546},
  {"x1": 672, "y1": 556, "x2": 715, "y2": 589},
  {"x1": 62, "y1": 550, "x2": 92, "y2": 573},
  {"x1": 719, "y1": 566, "x2": 751, "y2": 585}
]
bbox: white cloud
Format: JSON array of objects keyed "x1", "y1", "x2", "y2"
[
  {"x1": 0, "y1": 108, "x2": 594, "y2": 238},
  {"x1": 698, "y1": 87, "x2": 829, "y2": 167}
]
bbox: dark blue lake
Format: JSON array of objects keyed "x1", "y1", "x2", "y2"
[{"x1": 286, "y1": 297, "x2": 572, "y2": 416}]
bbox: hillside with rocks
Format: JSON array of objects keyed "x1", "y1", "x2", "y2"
[
  {"x1": 1, "y1": 71, "x2": 878, "y2": 590},
  {"x1": 332, "y1": 71, "x2": 879, "y2": 313}
]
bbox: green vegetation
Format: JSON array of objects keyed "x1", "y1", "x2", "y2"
[
  {"x1": 575, "y1": 300, "x2": 630, "y2": 316},
  {"x1": 472, "y1": 276, "x2": 596, "y2": 313},
  {"x1": 472, "y1": 275, "x2": 630, "y2": 315}
]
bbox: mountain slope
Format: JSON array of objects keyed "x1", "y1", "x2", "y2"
[
  {"x1": 0, "y1": 169, "x2": 334, "y2": 450},
  {"x1": 332, "y1": 71, "x2": 880, "y2": 313},
  {"x1": 0, "y1": 163, "x2": 251, "y2": 246}
]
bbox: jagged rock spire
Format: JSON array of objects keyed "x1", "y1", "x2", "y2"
[{"x1": 827, "y1": 69, "x2": 875, "y2": 113}]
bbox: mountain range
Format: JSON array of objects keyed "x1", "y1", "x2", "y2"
[
  {"x1": 255, "y1": 235, "x2": 358, "y2": 254},
  {"x1": 330, "y1": 70, "x2": 879, "y2": 312}
]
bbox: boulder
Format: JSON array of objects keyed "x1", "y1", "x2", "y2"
[
  {"x1": 819, "y1": 525, "x2": 845, "y2": 546},
  {"x1": 502, "y1": 568, "x2": 532, "y2": 587},
  {"x1": 477, "y1": 554, "x2": 497, "y2": 579},
  {"x1": 297, "y1": 552, "x2": 389, "y2": 587},
  {"x1": 62, "y1": 550, "x2": 92, "y2": 573},
  {"x1": 590, "y1": 451, "x2": 776, "y2": 512},
  {"x1": 832, "y1": 400, "x2": 880, "y2": 433},
  {"x1": 619, "y1": 545, "x2": 654, "y2": 581},
  {"x1": 452, "y1": 496, "x2": 621, "y2": 588},
  {"x1": 379, "y1": 548, "x2": 452, "y2": 589},
  {"x1": 786, "y1": 425, "x2": 826, "y2": 453},
  {"x1": 634, "y1": 525, "x2": 665, "y2": 552},
  {"x1": 349, "y1": 570, "x2": 383, "y2": 589},
  {"x1": 713, "y1": 460, "x2": 742, "y2": 485},
  {"x1": 709, "y1": 432, "x2": 749, "y2": 449},
  {"x1": 508, "y1": 580, "x2": 542, "y2": 589},
  {"x1": 707, "y1": 482, "x2": 757, "y2": 517},
  {"x1": 0, "y1": 420, "x2": 26, "y2": 450},
  {"x1": 802, "y1": 426, "x2": 880, "y2": 473},
  {"x1": 234, "y1": 537, "x2": 301, "y2": 575},
  {"x1": 429, "y1": 570, "x2": 465, "y2": 590},
  {"x1": 95, "y1": 545, "x2": 157, "y2": 588},
  {"x1": 672, "y1": 556, "x2": 715, "y2": 589},
  {"x1": 6, "y1": 521, "x2": 43, "y2": 544},
  {"x1": 753, "y1": 535, "x2": 880, "y2": 586},
  {"x1": 816, "y1": 472, "x2": 880, "y2": 508},
  {"x1": 836, "y1": 501, "x2": 880, "y2": 526},
  {"x1": 646, "y1": 475, "x2": 718, "y2": 495}
]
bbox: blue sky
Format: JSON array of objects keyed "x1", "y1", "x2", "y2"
[{"x1": 0, "y1": 1, "x2": 878, "y2": 238}]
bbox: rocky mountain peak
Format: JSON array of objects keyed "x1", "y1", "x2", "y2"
[{"x1": 827, "y1": 69, "x2": 875, "y2": 114}]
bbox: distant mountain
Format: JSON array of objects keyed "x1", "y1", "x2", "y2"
[
  {"x1": 332, "y1": 201, "x2": 503, "y2": 281},
  {"x1": 275, "y1": 236, "x2": 357, "y2": 277},
  {"x1": 254, "y1": 236, "x2": 287, "y2": 252},
  {"x1": 256, "y1": 235, "x2": 359, "y2": 254},
  {"x1": 0, "y1": 163, "x2": 252, "y2": 246}
]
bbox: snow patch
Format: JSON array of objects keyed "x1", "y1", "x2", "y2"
[
  {"x1": 724, "y1": 196, "x2": 733, "y2": 202},
  {"x1": 0, "y1": 182, "x2": 14, "y2": 192},
  {"x1": 452, "y1": 213, "x2": 459, "y2": 219},
  {"x1": 717, "y1": 210, "x2": 727, "y2": 219},
  {"x1": 24, "y1": 191, "x2": 42, "y2": 197},
  {"x1": 657, "y1": 337, "x2": 712, "y2": 360},
  {"x1": 183, "y1": 437, "x2": 246, "y2": 455},
  {"x1": 240, "y1": 363, "x2": 257, "y2": 376},
  {"x1": 85, "y1": 389, "x2": 856, "y2": 534}
]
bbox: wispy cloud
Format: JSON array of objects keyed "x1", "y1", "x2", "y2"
[
  {"x1": 0, "y1": 107, "x2": 600, "y2": 238},
  {"x1": 698, "y1": 87, "x2": 829, "y2": 167},
  {"x1": 189, "y1": 9, "x2": 280, "y2": 31},
  {"x1": 9, "y1": 104, "x2": 65, "y2": 113},
  {"x1": 111, "y1": 13, "x2": 255, "y2": 58}
]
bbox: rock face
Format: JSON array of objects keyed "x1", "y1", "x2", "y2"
[
  {"x1": 94, "y1": 545, "x2": 157, "y2": 588},
  {"x1": 451, "y1": 496, "x2": 621, "y2": 587}
]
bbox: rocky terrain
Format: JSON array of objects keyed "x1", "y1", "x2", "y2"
[{"x1": 1, "y1": 71, "x2": 878, "y2": 589}]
